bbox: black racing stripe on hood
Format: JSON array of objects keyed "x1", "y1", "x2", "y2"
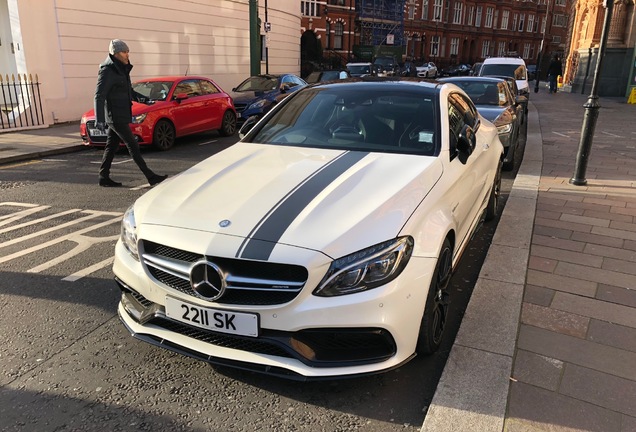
[{"x1": 237, "y1": 151, "x2": 369, "y2": 260}]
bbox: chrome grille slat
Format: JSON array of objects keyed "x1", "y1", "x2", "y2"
[{"x1": 142, "y1": 240, "x2": 308, "y2": 305}]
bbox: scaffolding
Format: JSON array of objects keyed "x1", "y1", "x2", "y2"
[{"x1": 357, "y1": 0, "x2": 405, "y2": 48}]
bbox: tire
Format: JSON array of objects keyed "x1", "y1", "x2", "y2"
[
  {"x1": 416, "y1": 238, "x2": 452, "y2": 355},
  {"x1": 219, "y1": 110, "x2": 237, "y2": 137},
  {"x1": 152, "y1": 119, "x2": 175, "y2": 151},
  {"x1": 486, "y1": 161, "x2": 502, "y2": 221}
]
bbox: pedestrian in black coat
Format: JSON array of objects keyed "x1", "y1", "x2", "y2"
[
  {"x1": 94, "y1": 39, "x2": 167, "y2": 187},
  {"x1": 546, "y1": 55, "x2": 563, "y2": 94}
]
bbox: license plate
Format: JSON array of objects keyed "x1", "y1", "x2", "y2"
[
  {"x1": 165, "y1": 296, "x2": 259, "y2": 337},
  {"x1": 89, "y1": 128, "x2": 107, "y2": 136}
]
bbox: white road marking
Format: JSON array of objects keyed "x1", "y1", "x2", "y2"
[
  {"x1": 552, "y1": 131, "x2": 570, "y2": 138},
  {"x1": 28, "y1": 234, "x2": 118, "y2": 274},
  {"x1": 601, "y1": 131, "x2": 623, "y2": 138},
  {"x1": 0, "y1": 208, "x2": 81, "y2": 232},
  {"x1": 62, "y1": 256, "x2": 115, "y2": 282},
  {"x1": 41, "y1": 159, "x2": 68, "y2": 162},
  {"x1": 90, "y1": 159, "x2": 133, "y2": 165},
  {"x1": 0, "y1": 210, "x2": 122, "y2": 249},
  {"x1": 0, "y1": 215, "x2": 122, "y2": 265},
  {"x1": 198, "y1": 140, "x2": 218, "y2": 146}
]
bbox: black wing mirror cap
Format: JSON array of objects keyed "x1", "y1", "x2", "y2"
[
  {"x1": 457, "y1": 124, "x2": 476, "y2": 156},
  {"x1": 238, "y1": 116, "x2": 260, "y2": 140}
]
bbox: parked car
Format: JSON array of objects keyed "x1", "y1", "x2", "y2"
[
  {"x1": 440, "y1": 76, "x2": 521, "y2": 170},
  {"x1": 80, "y1": 76, "x2": 237, "y2": 151},
  {"x1": 440, "y1": 63, "x2": 471, "y2": 77},
  {"x1": 416, "y1": 62, "x2": 438, "y2": 78},
  {"x1": 346, "y1": 62, "x2": 373, "y2": 77},
  {"x1": 231, "y1": 74, "x2": 307, "y2": 125},
  {"x1": 479, "y1": 56, "x2": 530, "y2": 104},
  {"x1": 484, "y1": 75, "x2": 528, "y2": 126},
  {"x1": 373, "y1": 56, "x2": 400, "y2": 76},
  {"x1": 114, "y1": 78, "x2": 504, "y2": 379},
  {"x1": 304, "y1": 70, "x2": 350, "y2": 84},
  {"x1": 469, "y1": 62, "x2": 483, "y2": 76}
]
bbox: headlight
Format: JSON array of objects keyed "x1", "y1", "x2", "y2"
[
  {"x1": 496, "y1": 123, "x2": 512, "y2": 134},
  {"x1": 121, "y1": 205, "x2": 139, "y2": 260},
  {"x1": 314, "y1": 236, "x2": 414, "y2": 297},
  {"x1": 248, "y1": 99, "x2": 268, "y2": 110},
  {"x1": 132, "y1": 113, "x2": 147, "y2": 124}
]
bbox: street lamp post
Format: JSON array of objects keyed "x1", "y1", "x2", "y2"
[
  {"x1": 569, "y1": 0, "x2": 615, "y2": 186},
  {"x1": 534, "y1": 0, "x2": 551, "y2": 93}
]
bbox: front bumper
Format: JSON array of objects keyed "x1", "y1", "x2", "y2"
[{"x1": 113, "y1": 236, "x2": 436, "y2": 379}]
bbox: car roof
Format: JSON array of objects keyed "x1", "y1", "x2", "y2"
[
  {"x1": 439, "y1": 76, "x2": 505, "y2": 83},
  {"x1": 310, "y1": 78, "x2": 440, "y2": 94},
  {"x1": 347, "y1": 62, "x2": 372, "y2": 66},
  {"x1": 133, "y1": 75, "x2": 214, "y2": 82},
  {"x1": 482, "y1": 57, "x2": 526, "y2": 65}
]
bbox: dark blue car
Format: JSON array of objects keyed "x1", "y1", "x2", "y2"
[{"x1": 231, "y1": 74, "x2": 307, "y2": 124}]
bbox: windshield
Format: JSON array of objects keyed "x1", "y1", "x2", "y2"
[
  {"x1": 450, "y1": 81, "x2": 508, "y2": 106},
  {"x1": 480, "y1": 64, "x2": 527, "y2": 80},
  {"x1": 236, "y1": 76, "x2": 279, "y2": 92},
  {"x1": 348, "y1": 65, "x2": 370, "y2": 75},
  {"x1": 245, "y1": 87, "x2": 439, "y2": 156},
  {"x1": 132, "y1": 81, "x2": 173, "y2": 101},
  {"x1": 306, "y1": 71, "x2": 341, "y2": 83}
]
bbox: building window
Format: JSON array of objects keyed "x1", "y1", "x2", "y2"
[
  {"x1": 552, "y1": 14, "x2": 567, "y2": 27},
  {"x1": 512, "y1": 13, "x2": 518, "y2": 31},
  {"x1": 498, "y1": 41, "x2": 506, "y2": 56},
  {"x1": 422, "y1": 0, "x2": 429, "y2": 20},
  {"x1": 552, "y1": 35, "x2": 562, "y2": 44},
  {"x1": 334, "y1": 22, "x2": 343, "y2": 49},
  {"x1": 453, "y1": 2, "x2": 463, "y2": 24},
  {"x1": 501, "y1": 10, "x2": 509, "y2": 30},
  {"x1": 527, "y1": 15, "x2": 534, "y2": 32},
  {"x1": 475, "y1": 6, "x2": 482, "y2": 27},
  {"x1": 433, "y1": 0, "x2": 442, "y2": 21},
  {"x1": 518, "y1": 14, "x2": 525, "y2": 32},
  {"x1": 493, "y1": 10, "x2": 499, "y2": 29},
  {"x1": 450, "y1": 37, "x2": 459, "y2": 55},
  {"x1": 485, "y1": 7, "x2": 493, "y2": 28},
  {"x1": 523, "y1": 43, "x2": 530, "y2": 59},
  {"x1": 529, "y1": 44, "x2": 535, "y2": 60},
  {"x1": 467, "y1": 6, "x2": 475, "y2": 25},
  {"x1": 554, "y1": 0, "x2": 566, "y2": 5},
  {"x1": 431, "y1": 35, "x2": 440, "y2": 57},
  {"x1": 325, "y1": 21, "x2": 331, "y2": 48},
  {"x1": 444, "y1": 1, "x2": 450, "y2": 22},
  {"x1": 481, "y1": 40, "x2": 490, "y2": 58},
  {"x1": 301, "y1": 0, "x2": 320, "y2": 17}
]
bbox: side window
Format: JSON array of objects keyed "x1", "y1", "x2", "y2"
[
  {"x1": 451, "y1": 93, "x2": 478, "y2": 127},
  {"x1": 173, "y1": 80, "x2": 201, "y2": 98},
  {"x1": 448, "y1": 94, "x2": 467, "y2": 158},
  {"x1": 199, "y1": 80, "x2": 220, "y2": 95}
]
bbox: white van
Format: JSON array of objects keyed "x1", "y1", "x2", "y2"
[{"x1": 479, "y1": 56, "x2": 529, "y2": 98}]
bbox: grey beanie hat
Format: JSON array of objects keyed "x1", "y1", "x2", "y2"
[{"x1": 109, "y1": 39, "x2": 129, "y2": 55}]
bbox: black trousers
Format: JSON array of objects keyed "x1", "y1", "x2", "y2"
[{"x1": 99, "y1": 122, "x2": 154, "y2": 180}]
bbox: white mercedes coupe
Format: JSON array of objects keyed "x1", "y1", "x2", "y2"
[{"x1": 115, "y1": 79, "x2": 504, "y2": 380}]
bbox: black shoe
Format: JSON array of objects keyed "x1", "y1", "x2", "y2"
[
  {"x1": 99, "y1": 177, "x2": 123, "y2": 187},
  {"x1": 148, "y1": 174, "x2": 168, "y2": 186}
]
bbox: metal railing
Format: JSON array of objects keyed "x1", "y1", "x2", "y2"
[{"x1": 0, "y1": 73, "x2": 45, "y2": 130}]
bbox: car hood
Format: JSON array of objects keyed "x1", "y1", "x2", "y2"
[
  {"x1": 82, "y1": 101, "x2": 165, "y2": 120},
  {"x1": 231, "y1": 90, "x2": 274, "y2": 104},
  {"x1": 135, "y1": 143, "x2": 443, "y2": 259},
  {"x1": 474, "y1": 106, "x2": 505, "y2": 122}
]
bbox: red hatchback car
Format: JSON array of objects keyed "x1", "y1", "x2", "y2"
[{"x1": 80, "y1": 75, "x2": 237, "y2": 151}]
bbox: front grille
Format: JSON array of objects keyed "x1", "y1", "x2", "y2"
[
  {"x1": 142, "y1": 240, "x2": 308, "y2": 305},
  {"x1": 233, "y1": 103, "x2": 248, "y2": 113}
]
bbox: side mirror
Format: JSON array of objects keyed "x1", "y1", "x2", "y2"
[
  {"x1": 457, "y1": 124, "x2": 476, "y2": 156},
  {"x1": 516, "y1": 95, "x2": 528, "y2": 106},
  {"x1": 174, "y1": 93, "x2": 188, "y2": 102},
  {"x1": 231, "y1": 87, "x2": 237, "y2": 92},
  {"x1": 238, "y1": 116, "x2": 259, "y2": 139}
]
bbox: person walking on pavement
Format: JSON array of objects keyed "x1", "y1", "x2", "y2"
[
  {"x1": 546, "y1": 54, "x2": 563, "y2": 94},
  {"x1": 94, "y1": 39, "x2": 167, "y2": 187}
]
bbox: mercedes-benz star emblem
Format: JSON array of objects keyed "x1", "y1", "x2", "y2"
[
  {"x1": 219, "y1": 220, "x2": 231, "y2": 228},
  {"x1": 189, "y1": 260, "x2": 226, "y2": 301}
]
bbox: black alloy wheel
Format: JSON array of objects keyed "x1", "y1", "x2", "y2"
[
  {"x1": 219, "y1": 110, "x2": 237, "y2": 136},
  {"x1": 152, "y1": 119, "x2": 176, "y2": 151},
  {"x1": 417, "y1": 238, "x2": 452, "y2": 354},
  {"x1": 486, "y1": 161, "x2": 503, "y2": 220}
]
